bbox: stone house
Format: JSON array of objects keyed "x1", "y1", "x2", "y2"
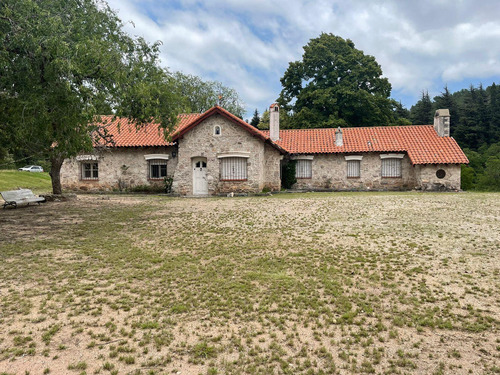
[{"x1": 60, "y1": 105, "x2": 469, "y2": 194}]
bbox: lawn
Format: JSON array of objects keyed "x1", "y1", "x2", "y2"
[
  {"x1": 0, "y1": 192, "x2": 499, "y2": 374},
  {"x1": 0, "y1": 170, "x2": 52, "y2": 194}
]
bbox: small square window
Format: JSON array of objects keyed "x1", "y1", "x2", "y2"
[
  {"x1": 82, "y1": 162, "x2": 98, "y2": 180},
  {"x1": 149, "y1": 159, "x2": 167, "y2": 179}
]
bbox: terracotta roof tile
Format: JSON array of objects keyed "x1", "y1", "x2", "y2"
[
  {"x1": 262, "y1": 125, "x2": 468, "y2": 165},
  {"x1": 94, "y1": 113, "x2": 203, "y2": 147}
]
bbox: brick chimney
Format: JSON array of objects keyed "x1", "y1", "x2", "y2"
[
  {"x1": 335, "y1": 127, "x2": 343, "y2": 146},
  {"x1": 269, "y1": 103, "x2": 279, "y2": 141},
  {"x1": 434, "y1": 109, "x2": 450, "y2": 137}
]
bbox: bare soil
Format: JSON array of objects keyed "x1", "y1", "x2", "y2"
[{"x1": 0, "y1": 192, "x2": 499, "y2": 375}]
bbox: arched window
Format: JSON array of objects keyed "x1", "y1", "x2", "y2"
[{"x1": 214, "y1": 125, "x2": 221, "y2": 136}]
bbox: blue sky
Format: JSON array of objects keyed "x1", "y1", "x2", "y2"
[{"x1": 107, "y1": 0, "x2": 500, "y2": 120}]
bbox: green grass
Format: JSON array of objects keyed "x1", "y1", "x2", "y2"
[{"x1": 0, "y1": 170, "x2": 52, "y2": 193}]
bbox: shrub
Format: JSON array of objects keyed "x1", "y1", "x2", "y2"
[{"x1": 281, "y1": 160, "x2": 297, "y2": 189}]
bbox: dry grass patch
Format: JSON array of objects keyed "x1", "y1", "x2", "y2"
[{"x1": 0, "y1": 192, "x2": 499, "y2": 374}]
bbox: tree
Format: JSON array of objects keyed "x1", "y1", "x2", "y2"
[
  {"x1": 250, "y1": 109, "x2": 260, "y2": 127},
  {"x1": 0, "y1": 0, "x2": 181, "y2": 194},
  {"x1": 278, "y1": 33, "x2": 395, "y2": 128},
  {"x1": 433, "y1": 85, "x2": 459, "y2": 134},
  {"x1": 171, "y1": 72, "x2": 245, "y2": 118},
  {"x1": 410, "y1": 91, "x2": 433, "y2": 124},
  {"x1": 258, "y1": 109, "x2": 270, "y2": 129}
]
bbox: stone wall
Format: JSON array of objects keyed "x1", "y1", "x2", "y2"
[
  {"x1": 61, "y1": 146, "x2": 176, "y2": 192},
  {"x1": 415, "y1": 164, "x2": 461, "y2": 190},
  {"x1": 293, "y1": 153, "x2": 419, "y2": 191},
  {"x1": 172, "y1": 115, "x2": 282, "y2": 195}
]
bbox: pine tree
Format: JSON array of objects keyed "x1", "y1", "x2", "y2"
[
  {"x1": 250, "y1": 109, "x2": 260, "y2": 128},
  {"x1": 410, "y1": 91, "x2": 433, "y2": 124},
  {"x1": 487, "y1": 83, "x2": 500, "y2": 143},
  {"x1": 433, "y1": 85, "x2": 459, "y2": 136}
]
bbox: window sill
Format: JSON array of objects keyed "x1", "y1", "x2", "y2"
[
  {"x1": 347, "y1": 177, "x2": 360, "y2": 179},
  {"x1": 148, "y1": 178, "x2": 166, "y2": 181},
  {"x1": 296, "y1": 177, "x2": 312, "y2": 179},
  {"x1": 220, "y1": 179, "x2": 248, "y2": 182},
  {"x1": 381, "y1": 176, "x2": 402, "y2": 179},
  {"x1": 81, "y1": 179, "x2": 99, "y2": 181}
]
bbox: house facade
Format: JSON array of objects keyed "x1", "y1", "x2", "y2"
[{"x1": 60, "y1": 106, "x2": 468, "y2": 195}]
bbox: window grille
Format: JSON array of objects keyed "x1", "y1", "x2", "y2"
[
  {"x1": 220, "y1": 157, "x2": 247, "y2": 180},
  {"x1": 347, "y1": 160, "x2": 360, "y2": 178},
  {"x1": 149, "y1": 159, "x2": 167, "y2": 179},
  {"x1": 381, "y1": 158, "x2": 402, "y2": 178},
  {"x1": 296, "y1": 159, "x2": 312, "y2": 179},
  {"x1": 82, "y1": 162, "x2": 98, "y2": 180}
]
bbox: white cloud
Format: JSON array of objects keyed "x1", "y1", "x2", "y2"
[{"x1": 106, "y1": 0, "x2": 500, "y2": 116}]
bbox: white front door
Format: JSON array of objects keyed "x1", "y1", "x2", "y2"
[{"x1": 192, "y1": 157, "x2": 208, "y2": 195}]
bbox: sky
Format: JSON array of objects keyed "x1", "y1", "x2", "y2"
[{"x1": 106, "y1": 0, "x2": 500, "y2": 120}]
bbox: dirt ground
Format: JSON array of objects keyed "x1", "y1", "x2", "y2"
[{"x1": 0, "y1": 192, "x2": 499, "y2": 375}]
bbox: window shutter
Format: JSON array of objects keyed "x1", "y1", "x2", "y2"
[
  {"x1": 220, "y1": 157, "x2": 247, "y2": 180},
  {"x1": 296, "y1": 159, "x2": 312, "y2": 178},
  {"x1": 381, "y1": 159, "x2": 402, "y2": 178},
  {"x1": 347, "y1": 160, "x2": 360, "y2": 178}
]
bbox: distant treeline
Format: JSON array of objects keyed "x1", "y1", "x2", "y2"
[{"x1": 409, "y1": 84, "x2": 500, "y2": 191}]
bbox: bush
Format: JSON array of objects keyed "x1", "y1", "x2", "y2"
[{"x1": 281, "y1": 160, "x2": 297, "y2": 189}]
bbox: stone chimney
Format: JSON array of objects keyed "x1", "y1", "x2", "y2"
[
  {"x1": 335, "y1": 127, "x2": 343, "y2": 146},
  {"x1": 269, "y1": 103, "x2": 279, "y2": 141},
  {"x1": 434, "y1": 109, "x2": 450, "y2": 137}
]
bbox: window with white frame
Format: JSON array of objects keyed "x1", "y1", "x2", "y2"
[
  {"x1": 220, "y1": 157, "x2": 247, "y2": 180},
  {"x1": 345, "y1": 155, "x2": 362, "y2": 178},
  {"x1": 380, "y1": 154, "x2": 403, "y2": 178},
  {"x1": 296, "y1": 159, "x2": 312, "y2": 179},
  {"x1": 149, "y1": 159, "x2": 167, "y2": 179},
  {"x1": 81, "y1": 162, "x2": 98, "y2": 180}
]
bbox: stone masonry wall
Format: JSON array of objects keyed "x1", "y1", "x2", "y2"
[
  {"x1": 61, "y1": 146, "x2": 177, "y2": 192},
  {"x1": 415, "y1": 164, "x2": 461, "y2": 190},
  {"x1": 263, "y1": 143, "x2": 282, "y2": 191},
  {"x1": 172, "y1": 115, "x2": 282, "y2": 195},
  {"x1": 293, "y1": 153, "x2": 418, "y2": 191}
]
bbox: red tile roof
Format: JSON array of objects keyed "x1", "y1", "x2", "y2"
[
  {"x1": 262, "y1": 126, "x2": 468, "y2": 165},
  {"x1": 93, "y1": 109, "x2": 468, "y2": 165},
  {"x1": 94, "y1": 113, "x2": 203, "y2": 147}
]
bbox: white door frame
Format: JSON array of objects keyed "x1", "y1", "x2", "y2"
[{"x1": 192, "y1": 157, "x2": 208, "y2": 195}]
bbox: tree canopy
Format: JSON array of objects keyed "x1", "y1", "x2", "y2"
[
  {"x1": 0, "y1": 0, "x2": 182, "y2": 193},
  {"x1": 171, "y1": 72, "x2": 245, "y2": 118},
  {"x1": 277, "y1": 33, "x2": 406, "y2": 128}
]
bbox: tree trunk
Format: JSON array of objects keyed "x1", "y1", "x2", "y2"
[{"x1": 49, "y1": 155, "x2": 64, "y2": 195}]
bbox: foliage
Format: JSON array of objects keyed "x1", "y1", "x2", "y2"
[
  {"x1": 278, "y1": 33, "x2": 407, "y2": 128},
  {"x1": 163, "y1": 176, "x2": 174, "y2": 194},
  {"x1": 461, "y1": 142, "x2": 500, "y2": 191},
  {"x1": 281, "y1": 161, "x2": 297, "y2": 189},
  {"x1": 258, "y1": 109, "x2": 270, "y2": 129},
  {"x1": 171, "y1": 72, "x2": 245, "y2": 118},
  {"x1": 410, "y1": 91, "x2": 433, "y2": 125},
  {"x1": 0, "y1": 0, "x2": 182, "y2": 194},
  {"x1": 250, "y1": 109, "x2": 260, "y2": 127}
]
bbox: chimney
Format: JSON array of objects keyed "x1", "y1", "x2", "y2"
[
  {"x1": 434, "y1": 109, "x2": 450, "y2": 137},
  {"x1": 335, "y1": 127, "x2": 343, "y2": 146},
  {"x1": 269, "y1": 103, "x2": 279, "y2": 141}
]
